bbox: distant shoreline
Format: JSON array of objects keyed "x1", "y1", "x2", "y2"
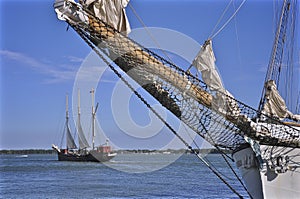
[
  {"x1": 0, "y1": 148, "x2": 228, "y2": 155},
  {"x1": 0, "y1": 149, "x2": 55, "y2": 155}
]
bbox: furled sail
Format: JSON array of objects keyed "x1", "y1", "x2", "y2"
[
  {"x1": 192, "y1": 40, "x2": 239, "y2": 118},
  {"x1": 82, "y1": 0, "x2": 131, "y2": 34},
  {"x1": 54, "y1": 0, "x2": 300, "y2": 151},
  {"x1": 262, "y1": 80, "x2": 300, "y2": 121},
  {"x1": 66, "y1": 123, "x2": 77, "y2": 149},
  {"x1": 53, "y1": 1, "x2": 299, "y2": 198},
  {"x1": 192, "y1": 40, "x2": 224, "y2": 92}
]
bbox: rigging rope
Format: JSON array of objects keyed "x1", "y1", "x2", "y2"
[
  {"x1": 72, "y1": 23, "x2": 246, "y2": 198},
  {"x1": 53, "y1": 1, "x2": 300, "y2": 197},
  {"x1": 233, "y1": 1, "x2": 243, "y2": 67},
  {"x1": 79, "y1": 2, "x2": 300, "y2": 149},
  {"x1": 258, "y1": 0, "x2": 291, "y2": 112},
  {"x1": 209, "y1": 0, "x2": 233, "y2": 38},
  {"x1": 128, "y1": 3, "x2": 174, "y2": 64},
  {"x1": 179, "y1": 115, "x2": 253, "y2": 197},
  {"x1": 210, "y1": 0, "x2": 247, "y2": 39}
]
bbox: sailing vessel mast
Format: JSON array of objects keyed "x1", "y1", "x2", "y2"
[
  {"x1": 66, "y1": 94, "x2": 69, "y2": 131},
  {"x1": 65, "y1": 93, "x2": 77, "y2": 150},
  {"x1": 90, "y1": 88, "x2": 99, "y2": 150},
  {"x1": 77, "y1": 89, "x2": 81, "y2": 149},
  {"x1": 53, "y1": 0, "x2": 299, "y2": 196},
  {"x1": 52, "y1": 89, "x2": 116, "y2": 162},
  {"x1": 65, "y1": 94, "x2": 69, "y2": 149},
  {"x1": 54, "y1": 0, "x2": 300, "y2": 149},
  {"x1": 77, "y1": 89, "x2": 81, "y2": 128},
  {"x1": 91, "y1": 88, "x2": 95, "y2": 150},
  {"x1": 258, "y1": 0, "x2": 297, "y2": 116},
  {"x1": 76, "y1": 89, "x2": 90, "y2": 149}
]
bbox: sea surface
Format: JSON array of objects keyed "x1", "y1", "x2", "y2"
[{"x1": 0, "y1": 153, "x2": 249, "y2": 198}]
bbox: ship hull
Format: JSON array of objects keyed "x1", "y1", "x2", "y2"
[
  {"x1": 52, "y1": 145, "x2": 116, "y2": 163},
  {"x1": 260, "y1": 146, "x2": 300, "y2": 199},
  {"x1": 56, "y1": 151, "x2": 115, "y2": 162}
]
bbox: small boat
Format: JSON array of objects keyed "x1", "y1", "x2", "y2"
[
  {"x1": 16, "y1": 155, "x2": 28, "y2": 158},
  {"x1": 52, "y1": 89, "x2": 116, "y2": 162}
]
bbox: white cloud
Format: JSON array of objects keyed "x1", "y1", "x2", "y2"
[
  {"x1": 0, "y1": 50, "x2": 79, "y2": 84},
  {"x1": 64, "y1": 55, "x2": 85, "y2": 63}
]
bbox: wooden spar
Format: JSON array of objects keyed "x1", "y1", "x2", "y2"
[
  {"x1": 86, "y1": 15, "x2": 300, "y2": 148},
  {"x1": 66, "y1": 6, "x2": 299, "y2": 148},
  {"x1": 87, "y1": 16, "x2": 213, "y2": 108},
  {"x1": 283, "y1": 122, "x2": 300, "y2": 128}
]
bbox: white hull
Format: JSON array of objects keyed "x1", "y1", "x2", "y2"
[
  {"x1": 260, "y1": 146, "x2": 300, "y2": 199},
  {"x1": 233, "y1": 145, "x2": 300, "y2": 199}
]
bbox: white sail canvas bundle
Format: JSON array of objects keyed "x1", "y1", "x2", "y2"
[
  {"x1": 192, "y1": 40, "x2": 239, "y2": 117},
  {"x1": 83, "y1": 0, "x2": 131, "y2": 34},
  {"x1": 262, "y1": 80, "x2": 300, "y2": 121},
  {"x1": 192, "y1": 40, "x2": 224, "y2": 92},
  {"x1": 52, "y1": 0, "x2": 300, "y2": 197}
]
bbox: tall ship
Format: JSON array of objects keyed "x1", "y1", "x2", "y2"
[
  {"x1": 53, "y1": 0, "x2": 299, "y2": 198},
  {"x1": 52, "y1": 89, "x2": 116, "y2": 162}
]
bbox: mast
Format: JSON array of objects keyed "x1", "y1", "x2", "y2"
[
  {"x1": 78, "y1": 89, "x2": 80, "y2": 118},
  {"x1": 66, "y1": 94, "x2": 69, "y2": 124},
  {"x1": 65, "y1": 93, "x2": 77, "y2": 149},
  {"x1": 54, "y1": 0, "x2": 300, "y2": 150},
  {"x1": 76, "y1": 89, "x2": 90, "y2": 149},
  {"x1": 65, "y1": 93, "x2": 70, "y2": 149},
  {"x1": 91, "y1": 88, "x2": 95, "y2": 150},
  {"x1": 258, "y1": 0, "x2": 291, "y2": 112},
  {"x1": 77, "y1": 89, "x2": 82, "y2": 148}
]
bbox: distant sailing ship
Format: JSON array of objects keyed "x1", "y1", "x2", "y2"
[
  {"x1": 53, "y1": 0, "x2": 299, "y2": 198},
  {"x1": 52, "y1": 89, "x2": 116, "y2": 162}
]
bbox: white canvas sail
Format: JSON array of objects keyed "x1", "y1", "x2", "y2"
[
  {"x1": 53, "y1": 0, "x2": 299, "y2": 196},
  {"x1": 66, "y1": 124, "x2": 77, "y2": 149},
  {"x1": 77, "y1": 117, "x2": 90, "y2": 149},
  {"x1": 192, "y1": 40, "x2": 224, "y2": 92},
  {"x1": 82, "y1": 0, "x2": 131, "y2": 34},
  {"x1": 262, "y1": 80, "x2": 300, "y2": 121},
  {"x1": 192, "y1": 40, "x2": 239, "y2": 117},
  {"x1": 77, "y1": 90, "x2": 90, "y2": 149}
]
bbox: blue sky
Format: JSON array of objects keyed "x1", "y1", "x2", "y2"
[{"x1": 1, "y1": 0, "x2": 299, "y2": 149}]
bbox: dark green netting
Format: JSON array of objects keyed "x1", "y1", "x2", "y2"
[{"x1": 63, "y1": 3, "x2": 300, "y2": 151}]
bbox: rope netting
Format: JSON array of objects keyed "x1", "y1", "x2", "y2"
[{"x1": 63, "y1": 3, "x2": 300, "y2": 151}]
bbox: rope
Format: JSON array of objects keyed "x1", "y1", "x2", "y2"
[
  {"x1": 220, "y1": 153, "x2": 254, "y2": 199},
  {"x1": 128, "y1": 3, "x2": 174, "y2": 64},
  {"x1": 72, "y1": 24, "x2": 245, "y2": 198},
  {"x1": 191, "y1": 106, "x2": 253, "y2": 197},
  {"x1": 210, "y1": 0, "x2": 247, "y2": 39},
  {"x1": 296, "y1": 92, "x2": 300, "y2": 113},
  {"x1": 210, "y1": 0, "x2": 233, "y2": 38},
  {"x1": 233, "y1": 1, "x2": 243, "y2": 67}
]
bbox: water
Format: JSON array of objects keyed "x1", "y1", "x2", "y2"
[{"x1": 0, "y1": 153, "x2": 249, "y2": 198}]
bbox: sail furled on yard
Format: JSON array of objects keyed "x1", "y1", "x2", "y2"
[
  {"x1": 82, "y1": 0, "x2": 131, "y2": 34},
  {"x1": 262, "y1": 80, "x2": 300, "y2": 121},
  {"x1": 258, "y1": 0, "x2": 299, "y2": 121},
  {"x1": 192, "y1": 40, "x2": 239, "y2": 117},
  {"x1": 192, "y1": 40, "x2": 224, "y2": 92},
  {"x1": 54, "y1": 0, "x2": 300, "y2": 150}
]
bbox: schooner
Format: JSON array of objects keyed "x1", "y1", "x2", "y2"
[{"x1": 53, "y1": 0, "x2": 299, "y2": 198}]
